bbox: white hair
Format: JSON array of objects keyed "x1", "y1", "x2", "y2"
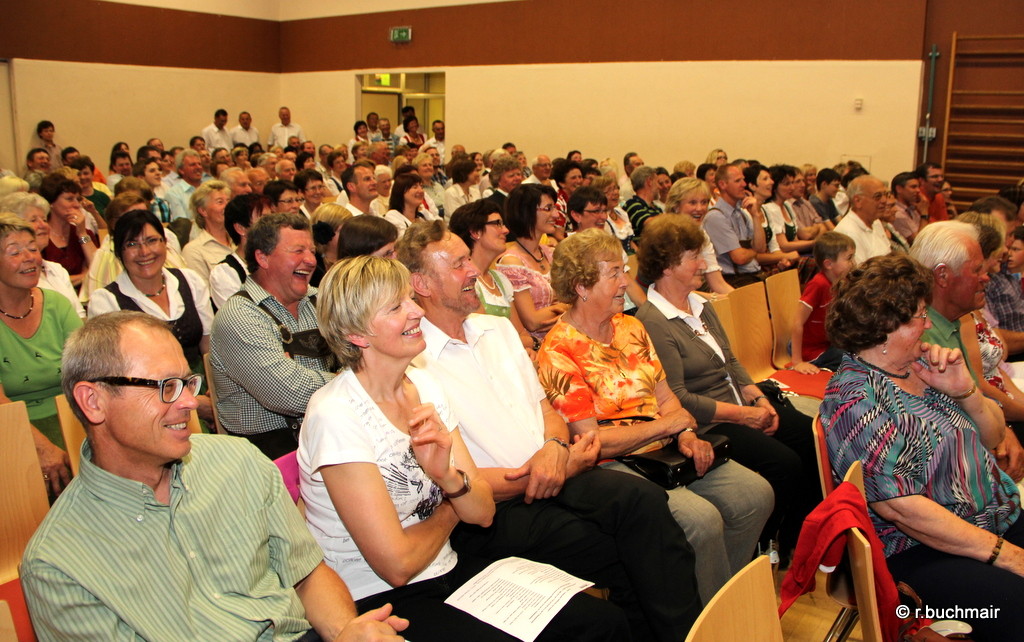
[{"x1": 909, "y1": 220, "x2": 979, "y2": 271}]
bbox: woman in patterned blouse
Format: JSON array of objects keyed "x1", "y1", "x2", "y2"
[{"x1": 821, "y1": 254, "x2": 1024, "y2": 640}]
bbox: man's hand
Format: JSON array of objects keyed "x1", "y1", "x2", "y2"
[
  {"x1": 503, "y1": 438, "x2": 569, "y2": 503},
  {"x1": 995, "y1": 430, "x2": 1024, "y2": 482},
  {"x1": 333, "y1": 604, "x2": 408, "y2": 642},
  {"x1": 565, "y1": 431, "x2": 600, "y2": 478}
]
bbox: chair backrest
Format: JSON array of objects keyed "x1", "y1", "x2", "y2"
[
  {"x1": 709, "y1": 295, "x2": 735, "y2": 345},
  {"x1": 725, "y1": 282, "x2": 777, "y2": 381},
  {"x1": 0, "y1": 402, "x2": 49, "y2": 580},
  {"x1": 57, "y1": 394, "x2": 202, "y2": 476},
  {"x1": 811, "y1": 414, "x2": 836, "y2": 497},
  {"x1": 842, "y1": 460, "x2": 884, "y2": 642},
  {"x1": 202, "y1": 353, "x2": 225, "y2": 434},
  {"x1": 0, "y1": 600, "x2": 17, "y2": 642},
  {"x1": 685, "y1": 555, "x2": 783, "y2": 642},
  {"x1": 764, "y1": 270, "x2": 800, "y2": 369}
]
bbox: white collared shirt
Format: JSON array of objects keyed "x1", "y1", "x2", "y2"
[{"x1": 412, "y1": 314, "x2": 547, "y2": 468}]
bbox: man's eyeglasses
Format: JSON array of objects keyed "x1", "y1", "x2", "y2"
[{"x1": 89, "y1": 375, "x2": 203, "y2": 403}]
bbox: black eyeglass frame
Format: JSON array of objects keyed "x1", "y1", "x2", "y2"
[{"x1": 88, "y1": 375, "x2": 203, "y2": 403}]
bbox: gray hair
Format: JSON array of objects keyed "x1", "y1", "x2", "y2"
[
  {"x1": 175, "y1": 148, "x2": 201, "y2": 171},
  {"x1": 909, "y1": 220, "x2": 979, "y2": 272},
  {"x1": 219, "y1": 166, "x2": 245, "y2": 186},
  {"x1": 846, "y1": 174, "x2": 883, "y2": 203},
  {"x1": 374, "y1": 164, "x2": 393, "y2": 178},
  {"x1": 490, "y1": 154, "x2": 520, "y2": 179},
  {"x1": 61, "y1": 312, "x2": 173, "y2": 426},
  {"x1": 0, "y1": 191, "x2": 50, "y2": 217},
  {"x1": 631, "y1": 165, "x2": 656, "y2": 192}
]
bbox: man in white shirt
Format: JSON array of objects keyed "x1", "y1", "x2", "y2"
[
  {"x1": 201, "y1": 109, "x2": 232, "y2": 152},
  {"x1": 342, "y1": 164, "x2": 378, "y2": 216},
  {"x1": 423, "y1": 120, "x2": 446, "y2": 161},
  {"x1": 834, "y1": 174, "x2": 891, "y2": 264},
  {"x1": 619, "y1": 152, "x2": 644, "y2": 202},
  {"x1": 398, "y1": 219, "x2": 702, "y2": 642},
  {"x1": 268, "y1": 107, "x2": 304, "y2": 149},
  {"x1": 229, "y1": 111, "x2": 260, "y2": 148},
  {"x1": 522, "y1": 154, "x2": 555, "y2": 187}
]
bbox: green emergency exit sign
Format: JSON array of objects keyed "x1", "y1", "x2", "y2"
[{"x1": 389, "y1": 26, "x2": 412, "y2": 43}]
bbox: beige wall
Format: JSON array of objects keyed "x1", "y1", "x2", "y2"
[
  {"x1": 5, "y1": 58, "x2": 922, "y2": 185},
  {"x1": 8, "y1": 59, "x2": 280, "y2": 167}
]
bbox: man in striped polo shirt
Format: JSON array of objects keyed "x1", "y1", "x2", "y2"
[{"x1": 21, "y1": 312, "x2": 406, "y2": 641}]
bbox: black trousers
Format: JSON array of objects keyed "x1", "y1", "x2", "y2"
[
  {"x1": 706, "y1": 399, "x2": 820, "y2": 552},
  {"x1": 887, "y1": 516, "x2": 1024, "y2": 641},
  {"x1": 355, "y1": 555, "x2": 629, "y2": 642},
  {"x1": 451, "y1": 468, "x2": 702, "y2": 642}
]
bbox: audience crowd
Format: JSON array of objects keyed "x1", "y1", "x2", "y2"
[{"x1": 5, "y1": 105, "x2": 1024, "y2": 641}]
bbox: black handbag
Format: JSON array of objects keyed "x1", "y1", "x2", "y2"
[{"x1": 615, "y1": 433, "x2": 731, "y2": 490}]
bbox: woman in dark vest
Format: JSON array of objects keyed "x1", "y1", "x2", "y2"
[{"x1": 88, "y1": 209, "x2": 215, "y2": 423}]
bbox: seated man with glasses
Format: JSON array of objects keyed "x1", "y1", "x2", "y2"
[{"x1": 21, "y1": 311, "x2": 408, "y2": 642}]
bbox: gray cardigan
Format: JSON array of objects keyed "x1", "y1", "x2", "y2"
[{"x1": 635, "y1": 300, "x2": 755, "y2": 431}]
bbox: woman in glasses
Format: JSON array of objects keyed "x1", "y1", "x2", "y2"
[
  {"x1": 496, "y1": 184, "x2": 568, "y2": 346},
  {"x1": 89, "y1": 209, "x2": 215, "y2": 423},
  {"x1": 0, "y1": 213, "x2": 82, "y2": 498}
]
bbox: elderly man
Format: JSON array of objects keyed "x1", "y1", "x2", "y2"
[
  {"x1": 166, "y1": 149, "x2": 206, "y2": 221},
  {"x1": 522, "y1": 155, "x2": 554, "y2": 188},
  {"x1": 400, "y1": 220, "x2": 701, "y2": 641},
  {"x1": 623, "y1": 165, "x2": 662, "y2": 237},
  {"x1": 221, "y1": 167, "x2": 254, "y2": 197},
  {"x1": 484, "y1": 155, "x2": 522, "y2": 210},
  {"x1": 366, "y1": 142, "x2": 390, "y2": 167},
  {"x1": 703, "y1": 165, "x2": 769, "y2": 287},
  {"x1": 378, "y1": 118, "x2": 398, "y2": 156},
  {"x1": 210, "y1": 213, "x2": 335, "y2": 459},
  {"x1": 276, "y1": 159, "x2": 298, "y2": 183},
  {"x1": 910, "y1": 221, "x2": 1024, "y2": 480},
  {"x1": 269, "y1": 107, "x2": 304, "y2": 149},
  {"x1": 230, "y1": 111, "x2": 260, "y2": 148},
  {"x1": 22, "y1": 148, "x2": 51, "y2": 190},
  {"x1": 202, "y1": 109, "x2": 232, "y2": 152},
  {"x1": 342, "y1": 163, "x2": 378, "y2": 216},
  {"x1": 834, "y1": 174, "x2": 890, "y2": 264},
  {"x1": 246, "y1": 167, "x2": 270, "y2": 195},
  {"x1": 21, "y1": 311, "x2": 407, "y2": 641}
]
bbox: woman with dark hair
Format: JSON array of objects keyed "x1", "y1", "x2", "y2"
[
  {"x1": 398, "y1": 117, "x2": 425, "y2": 152},
  {"x1": 384, "y1": 173, "x2": 428, "y2": 233},
  {"x1": 442, "y1": 158, "x2": 481, "y2": 215},
  {"x1": 325, "y1": 149, "x2": 348, "y2": 197},
  {"x1": 496, "y1": 184, "x2": 568, "y2": 344},
  {"x1": 295, "y1": 151, "x2": 316, "y2": 172},
  {"x1": 551, "y1": 159, "x2": 583, "y2": 240},
  {"x1": 742, "y1": 165, "x2": 796, "y2": 273},
  {"x1": 247, "y1": 141, "x2": 265, "y2": 158},
  {"x1": 448, "y1": 201, "x2": 535, "y2": 352},
  {"x1": 566, "y1": 150, "x2": 583, "y2": 163},
  {"x1": 209, "y1": 193, "x2": 272, "y2": 307},
  {"x1": 337, "y1": 215, "x2": 399, "y2": 260},
  {"x1": 635, "y1": 214, "x2": 817, "y2": 558},
  {"x1": 38, "y1": 173, "x2": 98, "y2": 286},
  {"x1": 69, "y1": 156, "x2": 112, "y2": 218},
  {"x1": 347, "y1": 120, "x2": 370, "y2": 161},
  {"x1": 763, "y1": 165, "x2": 817, "y2": 255},
  {"x1": 821, "y1": 253, "x2": 1023, "y2": 640}
]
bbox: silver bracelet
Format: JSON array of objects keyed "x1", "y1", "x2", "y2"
[{"x1": 543, "y1": 437, "x2": 569, "y2": 450}]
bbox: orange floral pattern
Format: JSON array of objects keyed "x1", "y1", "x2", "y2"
[{"x1": 538, "y1": 314, "x2": 665, "y2": 424}]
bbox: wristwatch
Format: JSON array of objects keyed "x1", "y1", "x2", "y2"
[
  {"x1": 443, "y1": 469, "x2": 471, "y2": 499},
  {"x1": 78, "y1": 235, "x2": 91, "y2": 245}
]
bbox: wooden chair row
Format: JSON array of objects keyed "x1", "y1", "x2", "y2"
[{"x1": 710, "y1": 273, "x2": 833, "y2": 399}]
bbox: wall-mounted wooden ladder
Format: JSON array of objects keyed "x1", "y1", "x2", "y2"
[{"x1": 940, "y1": 32, "x2": 1024, "y2": 212}]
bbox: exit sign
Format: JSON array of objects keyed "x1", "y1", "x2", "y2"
[{"x1": 389, "y1": 26, "x2": 412, "y2": 43}]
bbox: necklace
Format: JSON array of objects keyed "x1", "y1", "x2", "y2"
[
  {"x1": 478, "y1": 271, "x2": 500, "y2": 292},
  {"x1": 142, "y1": 276, "x2": 166, "y2": 298},
  {"x1": 515, "y1": 240, "x2": 545, "y2": 265},
  {"x1": 854, "y1": 354, "x2": 911, "y2": 379},
  {"x1": 0, "y1": 291, "x2": 35, "y2": 320}
]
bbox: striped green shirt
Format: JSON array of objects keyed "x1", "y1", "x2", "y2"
[{"x1": 21, "y1": 434, "x2": 323, "y2": 641}]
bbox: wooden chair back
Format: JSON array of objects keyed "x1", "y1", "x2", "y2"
[
  {"x1": 57, "y1": 394, "x2": 202, "y2": 476},
  {"x1": 0, "y1": 600, "x2": 17, "y2": 642},
  {"x1": 812, "y1": 414, "x2": 836, "y2": 498},
  {"x1": 709, "y1": 295, "x2": 735, "y2": 345},
  {"x1": 725, "y1": 282, "x2": 776, "y2": 381},
  {"x1": 202, "y1": 353, "x2": 225, "y2": 434},
  {"x1": 685, "y1": 555, "x2": 783, "y2": 642},
  {"x1": 0, "y1": 402, "x2": 49, "y2": 583},
  {"x1": 842, "y1": 460, "x2": 884, "y2": 642},
  {"x1": 765, "y1": 270, "x2": 800, "y2": 369}
]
